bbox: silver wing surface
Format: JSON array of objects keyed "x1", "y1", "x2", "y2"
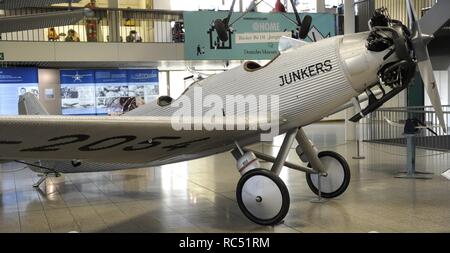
[{"x1": 0, "y1": 115, "x2": 259, "y2": 164}]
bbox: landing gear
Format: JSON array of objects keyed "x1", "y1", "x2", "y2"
[
  {"x1": 232, "y1": 129, "x2": 297, "y2": 226},
  {"x1": 232, "y1": 127, "x2": 351, "y2": 226},
  {"x1": 13, "y1": 160, "x2": 61, "y2": 188},
  {"x1": 33, "y1": 172, "x2": 61, "y2": 188},
  {"x1": 306, "y1": 151, "x2": 351, "y2": 198},
  {"x1": 33, "y1": 173, "x2": 48, "y2": 188},
  {"x1": 236, "y1": 169, "x2": 290, "y2": 225}
]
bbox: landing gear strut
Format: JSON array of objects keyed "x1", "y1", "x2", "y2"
[
  {"x1": 233, "y1": 127, "x2": 352, "y2": 226},
  {"x1": 13, "y1": 160, "x2": 61, "y2": 188},
  {"x1": 33, "y1": 173, "x2": 48, "y2": 188},
  {"x1": 33, "y1": 172, "x2": 61, "y2": 188}
]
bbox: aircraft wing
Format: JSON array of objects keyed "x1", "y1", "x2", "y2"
[
  {"x1": 0, "y1": 115, "x2": 260, "y2": 164},
  {"x1": 0, "y1": 8, "x2": 94, "y2": 33},
  {"x1": 1, "y1": 0, "x2": 82, "y2": 9}
]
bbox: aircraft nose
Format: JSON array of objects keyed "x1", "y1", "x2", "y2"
[{"x1": 339, "y1": 33, "x2": 395, "y2": 93}]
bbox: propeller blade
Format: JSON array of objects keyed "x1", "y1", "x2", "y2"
[
  {"x1": 289, "y1": 0, "x2": 302, "y2": 26},
  {"x1": 224, "y1": 0, "x2": 237, "y2": 26},
  {"x1": 405, "y1": 0, "x2": 426, "y2": 40},
  {"x1": 417, "y1": 59, "x2": 446, "y2": 132},
  {"x1": 214, "y1": 0, "x2": 237, "y2": 42},
  {"x1": 405, "y1": 0, "x2": 446, "y2": 132},
  {"x1": 299, "y1": 15, "x2": 312, "y2": 39},
  {"x1": 214, "y1": 19, "x2": 229, "y2": 42}
]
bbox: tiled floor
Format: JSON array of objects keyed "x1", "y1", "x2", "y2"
[{"x1": 1, "y1": 122, "x2": 450, "y2": 233}]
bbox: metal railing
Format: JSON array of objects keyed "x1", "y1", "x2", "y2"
[
  {"x1": 0, "y1": 6, "x2": 183, "y2": 43},
  {"x1": 343, "y1": 0, "x2": 438, "y2": 33},
  {"x1": 362, "y1": 106, "x2": 450, "y2": 151},
  {"x1": 374, "y1": 0, "x2": 437, "y2": 24}
]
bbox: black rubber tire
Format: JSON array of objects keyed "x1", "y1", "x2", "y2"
[
  {"x1": 236, "y1": 169, "x2": 290, "y2": 226},
  {"x1": 306, "y1": 151, "x2": 351, "y2": 199}
]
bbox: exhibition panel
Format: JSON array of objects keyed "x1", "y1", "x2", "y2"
[
  {"x1": 60, "y1": 69, "x2": 158, "y2": 115},
  {"x1": 0, "y1": 67, "x2": 39, "y2": 115}
]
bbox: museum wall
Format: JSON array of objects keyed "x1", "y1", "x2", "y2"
[
  {"x1": 153, "y1": 0, "x2": 171, "y2": 10},
  {"x1": 38, "y1": 69, "x2": 62, "y2": 115}
]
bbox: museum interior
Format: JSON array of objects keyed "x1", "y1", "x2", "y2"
[{"x1": 0, "y1": 0, "x2": 450, "y2": 233}]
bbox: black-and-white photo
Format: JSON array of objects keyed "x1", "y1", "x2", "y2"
[
  {"x1": 128, "y1": 85, "x2": 145, "y2": 97},
  {"x1": 61, "y1": 87, "x2": 79, "y2": 99},
  {"x1": 96, "y1": 85, "x2": 129, "y2": 98},
  {"x1": 145, "y1": 84, "x2": 159, "y2": 96},
  {"x1": 18, "y1": 87, "x2": 39, "y2": 97}
]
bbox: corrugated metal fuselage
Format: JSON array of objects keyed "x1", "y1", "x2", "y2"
[
  {"x1": 130, "y1": 35, "x2": 359, "y2": 129},
  {"x1": 49, "y1": 35, "x2": 370, "y2": 172}
]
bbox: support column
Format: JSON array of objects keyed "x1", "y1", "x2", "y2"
[
  {"x1": 108, "y1": 0, "x2": 121, "y2": 42},
  {"x1": 344, "y1": 0, "x2": 356, "y2": 141},
  {"x1": 316, "y1": 0, "x2": 325, "y2": 13},
  {"x1": 343, "y1": 0, "x2": 355, "y2": 34}
]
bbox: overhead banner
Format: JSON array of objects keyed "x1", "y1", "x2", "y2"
[
  {"x1": 184, "y1": 11, "x2": 336, "y2": 60},
  {"x1": 60, "y1": 69, "x2": 159, "y2": 115},
  {"x1": 0, "y1": 67, "x2": 39, "y2": 115}
]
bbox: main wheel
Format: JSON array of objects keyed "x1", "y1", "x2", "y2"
[
  {"x1": 306, "y1": 151, "x2": 350, "y2": 199},
  {"x1": 236, "y1": 169, "x2": 290, "y2": 226}
]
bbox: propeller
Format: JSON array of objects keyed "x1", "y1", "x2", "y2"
[
  {"x1": 289, "y1": 0, "x2": 312, "y2": 39},
  {"x1": 214, "y1": 18, "x2": 230, "y2": 42},
  {"x1": 213, "y1": 0, "x2": 237, "y2": 42},
  {"x1": 405, "y1": 0, "x2": 446, "y2": 132},
  {"x1": 299, "y1": 15, "x2": 312, "y2": 39}
]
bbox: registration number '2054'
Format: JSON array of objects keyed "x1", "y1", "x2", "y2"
[{"x1": 0, "y1": 135, "x2": 210, "y2": 153}]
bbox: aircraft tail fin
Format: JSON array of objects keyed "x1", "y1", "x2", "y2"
[{"x1": 18, "y1": 92, "x2": 49, "y2": 115}]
